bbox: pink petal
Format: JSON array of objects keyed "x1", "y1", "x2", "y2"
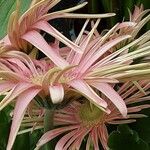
[
  {"x1": 78, "y1": 35, "x2": 131, "y2": 73},
  {"x1": 0, "y1": 81, "x2": 15, "y2": 93},
  {"x1": 0, "y1": 83, "x2": 36, "y2": 111},
  {"x1": 33, "y1": 21, "x2": 82, "y2": 53},
  {"x1": 98, "y1": 125, "x2": 109, "y2": 150},
  {"x1": 22, "y1": 30, "x2": 69, "y2": 69},
  {"x1": 90, "y1": 82, "x2": 127, "y2": 117},
  {"x1": 55, "y1": 129, "x2": 77, "y2": 150},
  {"x1": 49, "y1": 84, "x2": 64, "y2": 104},
  {"x1": 6, "y1": 87, "x2": 40, "y2": 150},
  {"x1": 69, "y1": 80, "x2": 107, "y2": 109},
  {"x1": 91, "y1": 127, "x2": 99, "y2": 150},
  {"x1": 71, "y1": 128, "x2": 91, "y2": 150},
  {"x1": 63, "y1": 129, "x2": 87, "y2": 150},
  {"x1": 116, "y1": 22, "x2": 136, "y2": 30},
  {"x1": 35, "y1": 125, "x2": 80, "y2": 149}
]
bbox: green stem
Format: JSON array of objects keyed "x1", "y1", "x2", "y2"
[{"x1": 43, "y1": 108, "x2": 55, "y2": 150}]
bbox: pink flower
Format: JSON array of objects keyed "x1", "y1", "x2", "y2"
[
  {"x1": 0, "y1": 0, "x2": 115, "y2": 67},
  {"x1": 0, "y1": 53, "x2": 66, "y2": 150},
  {"x1": 0, "y1": 2, "x2": 149, "y2": 150},
  {"x1": 35, "y1": 81, "x2": 150, "y2": 150},
  {"x1": 113, "y1": 5, "x2": 150, "y2": 40},
  {"x1": 1, "y1": 18, "x2": 150, "y2": 149}
]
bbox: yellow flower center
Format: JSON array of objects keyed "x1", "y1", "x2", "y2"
[
  {"x1": 31, "y1": 75, "x2": 43, "y2": 85},
  {"x1": 78, "y1": 102, "x2": 104, "y2": 127}
]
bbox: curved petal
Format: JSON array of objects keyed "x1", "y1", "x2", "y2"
[
  {"x1": 33, "y1": 21, "x2": 82, "y2": 53},
  {"x1": 49, "y1": 84, "x2": 64, "y2": 104},
  {"x1": 6, "y1": 87, "x2": 41, "y2": 150},
  {"x1": 55, "y1": 129, "x2": 78, "y2": 150},
  {"x1": 22, "y1": 30, "x2": 69, "y2": 69},
  {"x1": 0, "y1": 83, "x2": 36, "y2": 111},
  {"x1": 69, "y1": 80, "x2": 107, "y2": 109},
  {"x1": 35, "y1": 125, "x2": 80, "y2": 150},
  {"x1": 90, "y1": 82, "x2": 127, "y2": 117},
  {"x1": 98, "y1": 124, "x2": 109, "y2": 150}
]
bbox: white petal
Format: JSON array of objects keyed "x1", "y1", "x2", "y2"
[{"x1": 49, "y1": 84, "x2": 64, "y2": 104}]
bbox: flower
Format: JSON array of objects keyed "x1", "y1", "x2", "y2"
[
  {"x1": 1, "y1": 15, "x2": 150, "y2": 150},
  {"x1": 0, "y1": 0, "x2": 115, "y2": 66},
  {"x1": 0, "y1": 3, "x2": 149, "y2": 150},
  {"x1": 35, "y1": 81, "x2": 150, "y2": 150},
  {"x1": 113, "y1": 5, "x2": 150, "y2": 40},
  {"x1": 0, "y1": 53, "x2": 71, "y2": 150}
]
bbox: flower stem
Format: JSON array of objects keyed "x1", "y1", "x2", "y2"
[{"x1": 43, "y1": 108, "x2": 54, "y2": 150}]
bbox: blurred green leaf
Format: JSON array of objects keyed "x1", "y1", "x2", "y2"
[
  {"x1": 13, "y1": 133, "x2": 30, "y2": 150},
  {"x1": 108, "y1": 124, "x2": 149, "y2": 150},
  {"x1": 130, "y1": 117, "x2": 150, "y2": 144},
  {"x1": 0, "y1": 96, "x2": 11, "y2": 150},
  {"x1": 0, "y1": 0, "x2": 31, "y2": 39},
  {"x1": 30, "y1": 130, "x2": 43, "y2": 150}
]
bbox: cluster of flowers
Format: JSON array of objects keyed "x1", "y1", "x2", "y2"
[{"x1": 0, "y1": 0, "x2": 150, "y2": 149}]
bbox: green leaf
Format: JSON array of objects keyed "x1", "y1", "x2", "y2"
[
  {"x1": 13, "y1": 133, "x2": 30, "y2": 150},
  {"x1": 108, "y1": 124, "x2": 149, "y2": 150},
  {"x1": 130, "y1": 116, "x2": 150, "y2": 143},
  {"x1": 0, "y1": 0, "x2": 31, "y2": 39}
]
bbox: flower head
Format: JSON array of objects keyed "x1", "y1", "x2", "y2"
[
  {"x1": 35, "y1": 81, "x2": 150, "y2": 150},
  {"x1": 0, "y1": 0, "x2": 115, "y2": 65},
  {"x1": 0, "y1": 3, "x2": 149, "y2": 150}
]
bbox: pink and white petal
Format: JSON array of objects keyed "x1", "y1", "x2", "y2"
[
  {"x1": 55, "y1": 129, "x2": 78, "y2": 150},
  {"x1": 90, "y1": 82, "x2": 127, "y2": 117},
  {"x1": 78, "y1": 35, "x2": 131, "y2": 73},
  {"x1": 91, "y1": 127, "x2": 99, "y2": 150},
  {"x1": 98, "y1": 125, "x2": 109, "y2": 150},
  {"x1": 71, "y1": 128, "x2": 91, "y2": 150},
  {"x1": 63, "y1": 128, "x2": 87, "y2": 150},
  {"x1": 33, "y1": 21, "x2": 82, "y2": 53},
  {"x1": 22, "y1": 30, "x2": 69, "y2": 69},
  {"x1": 0, "y1": 83, "x2": 36, "y2": 111},
  {"x1": 6, "y1": 87, "x2": 41, "y2": 150},
  {"x1": 49, "y1": 84, "x2": 64, "y2": 104},
  {"x1": 116, "y1": 22, "x2": 136, "y2": 30},
  {"x1": 35, "y1": 125, "x2": 80, "y2": 150},
  {"x1": 0, "y1": 81, "x2": 15, "y2": 93},
  {"x1": 69, "y1": 80, "x2": 107, "y2": 109}
]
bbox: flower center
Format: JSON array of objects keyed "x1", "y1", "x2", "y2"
[
  {"x1": 78, "y1": 102, "x2": 104, "y2": 127},
  {"x1": 31, "y1": 75, "x2": 43, "y2": 85}
]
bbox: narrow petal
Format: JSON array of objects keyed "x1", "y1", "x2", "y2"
[
  {"x1": 22, "y1": 30, "x2": 69, "y2": 69},
  {"x1": 49, "y1": 84, "x2": 64, "y2": 104},
  {"x1": 69, "y1": 80, "x2": 107, "y2": 109},
  {"x1": 63, "y1": 129, "x2": 87, "y2": 150},
  {"x1": 71, "y1": 130, "x2": 90, "y2": 150},
  {"x1": 35, "y1": 125, "x2": 79, "y2": 150},
  {"x1": 0, "y1": 83, "x2": 36, "y2": 111},
  {"x1": 0, "y1": 81, "x2": 15, "y2": 93},
  {"x1": 90, "y1": 82, "x2": 127, "y2": 117},
  {"x1": 78, "y1": 35, "x2": 131, "y2": 73},
  {"x1": 6, "y1": 87, "x2": 40, "y2": 150},
  {"x1": 91, "y1": 127, "x2": 99, "y2": 150},
  {"x1": 33, "y1": 21, "x2": 82, "y2": 53},
  {"x1": 55, "y1": 129, "x2": 77, "y2": 150},
  {"x1": 98, "y1": 125, "x2": 109, "y2": 150}
]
